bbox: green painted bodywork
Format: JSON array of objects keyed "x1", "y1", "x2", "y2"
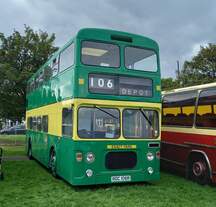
[
  {"x1": 26, "y1": 131, "x2": 160, "y2": 185},
  {"x1": 26, "y1": 28, "x2": 161, "y2": 185},
  {"x1": 27, "y1": 28, "x2": 161, "y2": 110}
]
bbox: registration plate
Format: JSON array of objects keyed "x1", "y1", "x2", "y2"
[{"x1": 111, "y1": 175, "x2": 131, "y2": 183}]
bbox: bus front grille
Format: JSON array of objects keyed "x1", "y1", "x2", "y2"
[{"x1": 105, "y1": 151, "x2": 137, "y2": 170}]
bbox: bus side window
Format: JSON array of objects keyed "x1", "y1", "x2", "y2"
[
  {"x1": 196, "y1": 88, "x2": 216, "y2": 128},
  {"x1": 35, "y1": 75, "x2": 39, "y2": 89},
  {"x1": 52, "y1": 56, "x2": 59, "y2": 77},
  {"x1": 37, "y1": 117, "x2": 42, "y2": 131},
  {"x1": 38, "y1": 70, "x2": 44, "y2": 87},
  {"x1": 42, "y1": 115, "x2": 48, "y2": 133},
  {"x1": 27, "y1": 117, "x2": 32, "y2": 129},
  {"x1": 30, "y1": 81, "x2": 35, "y2": 93},
  {"x1": 62, "y1": 108, "x2": 73, "y2": 137},
  {"x1": 59, "y1": 43, "x2": 74, "y2": 73},
  {"x1": 32, "y1": 117, "x2": 37, "y2": 131},
  {"x1": 44, "y1": 65, "x2": 52, "y2": 81}
]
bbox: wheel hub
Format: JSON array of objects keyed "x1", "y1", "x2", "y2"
[{"x1": 192, "y1": 161, "x2": 206, "y2": 177}]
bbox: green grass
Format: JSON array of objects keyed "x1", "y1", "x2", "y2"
[
  {"x1": 1, "y1": 136, "x2": 216, "y2": 207},
  {"x1": 0, "y1": 135, "x2": 26, "y2": 156},
  {"x1": 0, "y1": 161, "x2": 216, "y2": 207},
  {"x1": 0, "y1": 135, "x2": 26, "y2": 145},
  {"x1": 1, "y1": 146, "x2": 25, "y2": 156}
]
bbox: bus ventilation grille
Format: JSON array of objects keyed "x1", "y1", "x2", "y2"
[{"x1": 105, "y1": 151, "x2": 137, "y2": 170}]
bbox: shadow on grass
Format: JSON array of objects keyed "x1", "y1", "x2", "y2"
[
  {"x1": 72, "y1": 181, "x2": 155, "y2": 192},
  {"x1": 32, "y1": 156, "x2": 156, "y2": 192},
  {"x1": 161, "y1": 161, "x2": 216, "y2": 188}
]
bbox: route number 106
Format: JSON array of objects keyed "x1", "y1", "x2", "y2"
[{"x1": 89, "y1": 77, "x2": 114, "y2": 89}]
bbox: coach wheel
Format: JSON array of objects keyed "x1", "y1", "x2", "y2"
[
  {"x1": 27, "y1": 140, "x2": 33, "y2": 160},
  {"x1": 189, "y1": 156, "x2": 210, "y2": 185},
  {"x1": 49, "y1": 150, "x2": 57, "y2": 178}
]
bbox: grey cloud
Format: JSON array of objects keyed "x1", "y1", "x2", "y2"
[{"x1": 1, "y1": 0, "x2": 216, "y2": 77}]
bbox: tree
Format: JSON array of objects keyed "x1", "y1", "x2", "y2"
[
  {"x1": 0, "y1": 26, "x2": 58, "y2": 121},
  {"x1": 161, "y1": 78, "x2": 180, "y2": 91},
  {"x1": 179, "y1": 44, "x2": 216, "y2": 87}
]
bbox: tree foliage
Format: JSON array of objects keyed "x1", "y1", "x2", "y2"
[
  {"x1": 179, "y1": 44, "x2": 216, "y2": 87},
  {"x1": 161, "y1": 78, "x2": 180, "y2": 91},
  {"x1": 163, "y1": 44, "x2": 216, "y2": 91},
  {"x1": 0, "y1": 26, "x2": 57, "y2": 121}
]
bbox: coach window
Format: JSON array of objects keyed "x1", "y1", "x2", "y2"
[
  {"x1": 59, "y1": 43, "x2": 74, "y2": 73},
  {"x1": 52, "y1": 56, "x2": 59, "y2": 77},
  {"x1": 62, "y1": 108, "x2": 73, "y2": 137},
  {"x1": 37, "y1": 117, "x2": 42, "y2": 131},
  {"x1": 162, "y1": 91, "x2": 197, "y2": 127},
  {"x1": 42, "y1": 115, "x2": 48, "y2": 133},
  {"x1": 196, "y1": 88, "x2": 216, "y2": 128}
]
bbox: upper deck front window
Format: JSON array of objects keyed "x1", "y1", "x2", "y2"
[
  {"x1": 125, "y1": 47, "x2": 157, "y2": 72},
  {"x1": 81, "y1": 41, "x2": 120, "y2": 68}
]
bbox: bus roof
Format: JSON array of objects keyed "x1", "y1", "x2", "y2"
[
  {"x1": 163, "y1": 82, "x2": 216, "y2": 95},
  {"x1": 27, "y1": 28, "x2": 159, "y2": 84},
  {"x1": 77, "y1": 28, "x2": 158, "y2": 47}
]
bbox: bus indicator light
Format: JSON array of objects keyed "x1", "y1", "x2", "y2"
[
  {"x1": 79, "y1": 78, "x2": 85, "y2": 85},
  {"x1": 156, "y1": 151, "x2": 160, "y2": 159},
  {"x1": 76, "y1": 152, "x2": 83, "y2": 162}
]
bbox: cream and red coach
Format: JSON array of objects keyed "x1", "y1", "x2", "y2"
[{"x1": 161, "y1": 82, "x2": 216, "y2": 185}]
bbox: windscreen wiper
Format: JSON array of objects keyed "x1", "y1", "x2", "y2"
[
  {"x1": 139, "y1": 108, "x2": 153, "y2": 127},
  {"x1": 94, "y1": 106, "x2": 119, "y2": 120}
]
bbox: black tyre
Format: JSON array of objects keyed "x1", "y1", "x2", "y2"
[
  {"x1": 49, "y1": 149, "x2": 57, "y2": 178},
  {"x1": 27, "y1": 140, "x2": 33, "y2": 160},
  {"x1": 188, "y1": 155, "x2": 210, "y2": 185}
]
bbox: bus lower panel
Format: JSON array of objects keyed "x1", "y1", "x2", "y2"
[{"x1": 26, "y1": 131, "x2": 160, "y2": 186}]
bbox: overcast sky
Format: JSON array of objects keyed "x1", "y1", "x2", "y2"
[{"x1": 1, "y1": 0, "x2": 216, "y2": 77}]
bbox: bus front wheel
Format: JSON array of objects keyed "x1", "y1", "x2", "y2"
[
  {"x1": 188, "y1": 155, "x2": 210, "y2": 185},
  {"x1": 49, "y1": 149, "x2": 57, "y2": 178}
]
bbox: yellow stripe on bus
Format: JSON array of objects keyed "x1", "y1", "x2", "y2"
[{"x1": 26, "y1": 98, "x2": 161, "y2": 141}]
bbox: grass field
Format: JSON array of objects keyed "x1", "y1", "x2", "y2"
[
  {"x1": 0, "y1": 135, "x2": 216, "y2": 207},
  {"x1": 0, "y1": 135, "x2": 25, "y2": 156},
  {"x1": 0, "y1": 135, "x2": 26, "y2": 144}
]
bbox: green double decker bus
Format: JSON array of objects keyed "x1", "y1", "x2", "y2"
[{"x1": 26, "y1": 28, "x2": 161, "y2": 185}]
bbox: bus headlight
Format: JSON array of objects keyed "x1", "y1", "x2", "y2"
[
  {"x1": 147, "y1": 167, "x2": 154, "y2": 174},
  {"x1": 86, "y1": 169, "x2": 93, "y2": 177},
  {"x1": 147, "y1": 152, "x2": 154, "y2": 161},
  {"x1": 86, "y1": 152, "x2": 95, "y2": 163}
]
